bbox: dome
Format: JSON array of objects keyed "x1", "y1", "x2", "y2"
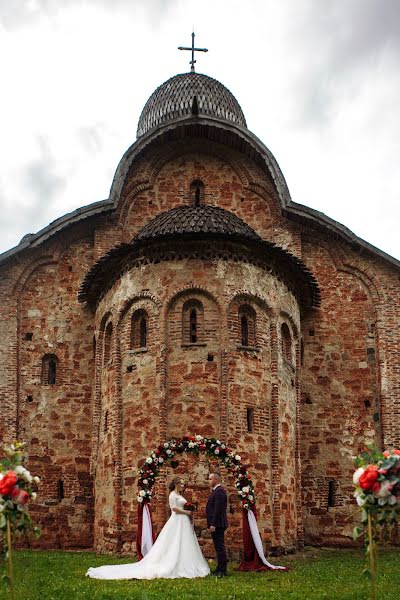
[
  {"x1": 137, "y1": 72, "x2": 247, "y2": 138},
  {"x1": 134, "y1": 204, "x2": 260, "y2": 242}
]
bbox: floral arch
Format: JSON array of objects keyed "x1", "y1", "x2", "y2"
[{"x1": 135, "y1": 435, "x2": 286, "y2": 572}]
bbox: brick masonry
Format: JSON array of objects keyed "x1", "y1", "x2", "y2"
[{"x1": 0, "y1": 136, "x2": 399, "y2": 555}]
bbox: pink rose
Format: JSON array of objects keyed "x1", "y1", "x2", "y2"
[{"x1": 11, "y1": 487, "x2": 30, "y2": 505}]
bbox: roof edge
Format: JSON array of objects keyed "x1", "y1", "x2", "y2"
[
  {"x1": 284, "y1": 200, "x2": 400, "y2": 269},
  {"x1": 0, "y1": 199, "x2": 113, "y2": 266}
]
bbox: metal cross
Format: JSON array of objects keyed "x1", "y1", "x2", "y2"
[{"x1": 178, "y1": 32, "x2": 208, "y2": 72}]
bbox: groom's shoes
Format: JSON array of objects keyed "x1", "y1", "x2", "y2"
[{"x1": 215, "y1": 571, "x2": 227, "y2": 578}]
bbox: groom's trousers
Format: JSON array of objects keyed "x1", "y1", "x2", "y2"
[{"x1": 211, "y1": 527, "x2": 228, "y2": 574}]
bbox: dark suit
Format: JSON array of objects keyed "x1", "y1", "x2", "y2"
[{"x1": 206, "y1": 485, "x2": 228, "y2": 574}]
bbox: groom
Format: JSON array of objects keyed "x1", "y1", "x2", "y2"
[{"x1": 206, "y1": 471, "x2": 228, "y2": 577}]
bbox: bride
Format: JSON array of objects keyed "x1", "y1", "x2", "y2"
[{"x1": 86, "y1": 478, "x2": 210, "y2": 579}]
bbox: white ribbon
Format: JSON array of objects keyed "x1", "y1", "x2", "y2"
[
  {"x1": 141, "y1": 504, "x2": 154, "y2": 557},
  {"x1": 247, "y1": 510, "x2": 287, "y2": 570}
]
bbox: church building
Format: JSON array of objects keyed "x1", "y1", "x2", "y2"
[{"x1": 1, "y1": 64, "x2": 399, "y2": 556}]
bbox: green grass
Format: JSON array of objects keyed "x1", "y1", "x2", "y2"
[{"x1": 0, "y1": 547, "x2": 399, "y2": 600}]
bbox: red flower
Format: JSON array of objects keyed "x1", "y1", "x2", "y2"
[
  {"x1": 11, "y1": 487, "x2": 30, "y2": 505},
  {"x1": 359, "y1": 465, "x2": 379, "y2": 490},
  {"x1": 371, "y1": 481, "x2": 380, "y2": 493},
  {"x1": 383, "y1": 451, "x2": 390, "y2": 458},
  {"x1": 393, "y1": 449, "x2": 400, "y2": 456},
  {"x1": 0, "y1": 471, "x2": 18, "y2": 496}
]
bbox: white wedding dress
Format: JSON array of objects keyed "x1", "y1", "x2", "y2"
[{"x1": 86, "y1": 491, "x2": 210, "y2": 580}]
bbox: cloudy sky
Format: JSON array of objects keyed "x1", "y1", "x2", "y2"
[{"x1": 1, "y1": 0, "x2": 399, "y2": 259}]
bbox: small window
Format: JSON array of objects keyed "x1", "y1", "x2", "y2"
[
  {"x1": 238, "y1": 305, "x2": 256, "y2": 347},
  {"x1": 104, "y1": 321, "x2": 113, "y2": 363},
  {"x1": 327, "y1": 480, "x2": 335, "y2": 508},
  {"x1": 57, "y1": 479, "x2": 64, "y2": 501},
  {"x1": 189, "y1": 309, "x2": 197, "y2": 343},
  {"x1": 41, "y1": 354, "x2": 58, "y2": 385},
  {"x1": 182, "y1": 299, "x2": 204, "y2": 344},
  {"x1": 131, "y1": 310, "x2": 149, "y2": 349},
  {"x1": 190, "y1": 180, "x2": 204, "y2": 206},
  {"x1": 246, "y1": 407, "x2": 254, "y2": 432},
  {"x1": 281, "y1": 323, "x2": 292, "y2": 363}
]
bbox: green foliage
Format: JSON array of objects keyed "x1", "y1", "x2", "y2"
[{"x1": 0, "y1": 548, "x2": 399, "y2": 600}]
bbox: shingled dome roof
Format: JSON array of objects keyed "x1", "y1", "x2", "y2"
[
  {"x1": 137, "y1": 72, "x2": 247, "y2": 138},
  {"x1": 134, "y1": 204, "x2": 261, "y2": 242}
]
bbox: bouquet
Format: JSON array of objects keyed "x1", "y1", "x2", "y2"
[{"x1": 184, "y1": 501, "x2": 198, "y2": 512}]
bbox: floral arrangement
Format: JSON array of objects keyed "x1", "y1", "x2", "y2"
[
  {"x1": 137, "y1": 435, "x2": 255, "y2": 510},
  {"x1": 353, "y1": 447, "x2": 400, "y2": 526},
  {"x1": 353, "y1": 446, "x2": 400, "y2": 600},
  {"x1": 184, "y1": 501, "x2": 198, "y2": 512},
  {"x1": 0, "y1": 441, "x2": 40, "y2": 599}
]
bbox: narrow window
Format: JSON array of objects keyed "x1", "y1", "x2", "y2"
[
  {"x1": 131, "y1": 310, "x2": 149, "y2": 349},
  {"x1": 241, "y1": 315, "x2": 249, "y2": 347},
  {"x1": 104, "y1": 321, "x2": 113, "y2": 363},
  {"x1": 190, "y1": 180, "x2": 204, "y2": 206},
  {"x1": 246, "y1": 407, "x2": 254, "y2": 432},
  {"x1": 182, "y1": 299, "x2": 204, "y2": 344},
  {"x1": 48, "y1": 359, "x2": 56, "y2": 385},
  {"x1": 281, "y1": 323, "x2": 292, "y2": 363},
  {"x1": 139, "y1": 317, "x2": 147, "y2": 347},
  {"x1": 238, "y1": 305, "x2": 256, "y2": 347},
  {"x1": 41, "y1": 354, "x2": 58, "y2": 385},
  {"x1": 190, "y1": 309, "x2": 197, "y2": 343},
  {"x1": 327, "y1": 480, "x2": 335, "y2": 508},
  {"x1": 57, "y1": 479, "x2": 64, "y2": 501}
]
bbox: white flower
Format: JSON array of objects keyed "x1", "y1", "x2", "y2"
[
  {"x1": 388, "y1": 495, "x2": 398, "y2": 505},
  {"x1": 164, "y1": 443, "x2": 170, "y2": 448},
  {"x1": 33, "y1": 476, "x2": 40, "y2": 484},
  {"x1": 355, "y1": 493, "x2": 367, "y2": 507},
  {"x1": 377, "y1": 481, "x2": 392, "y2": 498},
  {"x1": 137, "y1": 496, "x2": 144, "y2": 503},
  {"x1": 235, "y1": 455, "x2": 241, "y2": 461},
  {"x1": 146, "y1": 458, "x2": 153, "y2": 464},
  {"x1": 248, "y1": 495, "x2": 254, "y2": 501},
  {"x1": 188, "y1": 442, "x2": 195, "y2": 448},
  {"x1": 143, "y1": 479, "x2": 148, "y2": 485},
  {"x1": 215, "y1": 449, "x2": 220, "y2": 454},
  {"x1": 221, "y1": 444, "x2": 225, "y2": 449},
  {"x1": 31, "y1": 492, "x2": 37, "y2": 501},
  {"x1": 353, "y1": 467, "x2": 365, "y2": 485},
  {"x1": 195, "y1": 435, "x2": 203, "y2": 441},
  {"x1": 0, "y1": 504, "x2": 4, "y2": 513},
  {"x1": 139, "y1": 490, "x2": 146, "y2": 497},
  {"x1": 158, "y1": 457, "x2": 164, "y2": 464},
  {"x1": 166, "y1": 449, "x2": 172, "y2": 455},
  {"x1": 216, "y1": 440, "x2": 221, "y2": 445},
  {"x1": 0, "y1": 473, "x2": 3, "y2": 482},
  {"x1": 242, "y1": 486, "x2": 249, "y2": 494}
]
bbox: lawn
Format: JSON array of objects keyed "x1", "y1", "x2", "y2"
[{"x1": 0, "y1": 547, "x2": 399, "y2": 600}]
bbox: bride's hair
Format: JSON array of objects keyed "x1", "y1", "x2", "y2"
[{"x1": 168, "y1": 477, "x2": 182, "y2": 492}]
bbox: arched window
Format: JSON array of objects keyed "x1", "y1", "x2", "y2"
[
  {"x1": 41, "y1": 354, "x2": 58, "y2": 385},
  {"x1": 104, "y1": 321, "x2": 113, "y2": 363},
  {"x1": 131, "y1": 309, "x2": 149, "y2": 349},
  {"x1": 281, "y1": 323, "x2": 292, "y2": 363},
  {"x1": 238, "y1": 305, "x2": 256, "y2": 347},
  {"x1": 190, "y1": 180, "x2": 205, "y2": 206},
  {"x1": 182, "y1": 299, "x2": 204, "y2": 344}
]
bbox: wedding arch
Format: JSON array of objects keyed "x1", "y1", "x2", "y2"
[{"x1": 136, "y1": 434, "x2": 287, "y2": 571}]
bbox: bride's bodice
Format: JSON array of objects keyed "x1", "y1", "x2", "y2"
[{"x1": 169, "y1": 491, "x2": 186, "y2": 511}]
